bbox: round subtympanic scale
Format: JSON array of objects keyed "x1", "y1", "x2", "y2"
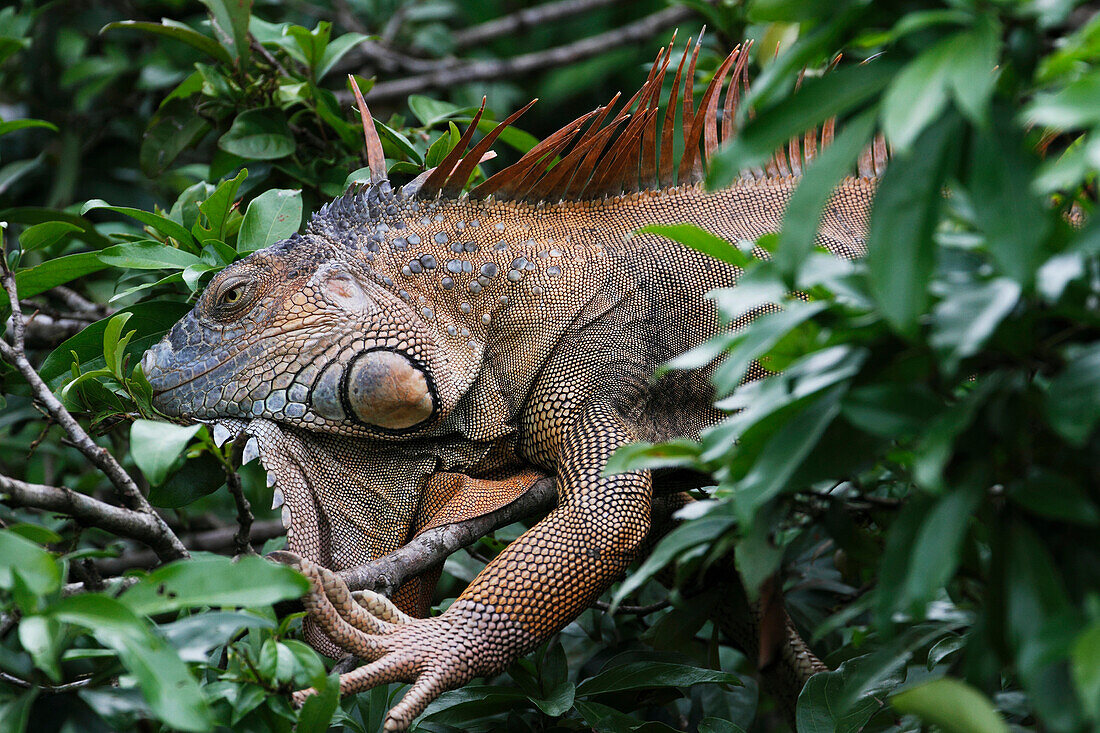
[{"x1": 346, "y1": 351, "x2": 434, "y2": 429}]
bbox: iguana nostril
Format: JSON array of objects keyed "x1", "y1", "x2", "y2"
[{"x1": 140, "y1": 348, "x2": 155, "y2": 378}]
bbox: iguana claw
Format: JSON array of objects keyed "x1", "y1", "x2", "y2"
[{"x1": 284, "y1": 552, "x2": 516, "y2": 732}]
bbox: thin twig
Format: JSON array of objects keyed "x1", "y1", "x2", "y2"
[
  {"x1": 0, "y1": 474, "x2": 185, "y2": 561},
  {"x1": 349, "y1": 6, "x2": 694, "y2": 103},
  {"x1": 591, "y1": 598, "x2": 671, "y2": 616},
  {"x1": 451, "y1": 0, "x2": 622, "y2": 50},
  {"x1": 90, "y1": 519, "x2": 286, "y2": 576},
  {"x1": 0, "y1": 255, "x2": 187, "y2": 561},
  {"x1": 0, "y1": 671, "x2": 99, "y2": 693},
  {"x1": 224, "y1": 466, "x2": 255, "y2": 557}
]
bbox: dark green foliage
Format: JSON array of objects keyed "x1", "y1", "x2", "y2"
[{"x1": 1, "y1": 0, "x2": 1098, "y2": 731}]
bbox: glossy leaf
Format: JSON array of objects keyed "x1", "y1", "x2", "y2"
[
  {"x1": 891, "y1": 678, "x2": 1008, "y2": 733},
  {"x1": 237, "y1": 188, "x2": 302, "y2": 252}
]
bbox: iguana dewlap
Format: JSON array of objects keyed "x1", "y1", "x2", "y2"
[{"x1": 142, "y1": 36, "x2": 879, "y2": 731}]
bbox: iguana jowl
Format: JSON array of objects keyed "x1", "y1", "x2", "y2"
[{"x1": 142, "y1": 36, "x2": 881, "y2": 730}]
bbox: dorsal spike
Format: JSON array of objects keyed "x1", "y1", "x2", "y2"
[
  {"x1": 680, "y1": 30, "x2": 704, "y2": 176},
  {"x1": 679, "y1": 44, "x2": 737, "y2": 185},
  {"x1": 441, "y1": 99, "x2": 537, "y2": 197},
  {"x1": 419, "y1": 98, "x2": 487, "y2": 198},
  {"x1": 561, "y1": 122, "x2": 623, "y2": 199},
  {"x1": 471, "y1": 107, "x2": 598, "y2": 199},
  {"x1": 536, "y1": 100, "x2": 620, "y2": 200},
  {"x1": 659, "y1": 36, "x2": 691, "y2": 188},
  {"x1": 348, "y1": 74, "x2": 387, "y2": 184},
  {"x1": 873, "y1": 133, "x2": 889, "y2": 177},
  {"x1": 722, "y1": 40, "x2": 753, "y2": 144},
  {"x1": 408, "y1": 36, "x2": 889, "y2": 207}
]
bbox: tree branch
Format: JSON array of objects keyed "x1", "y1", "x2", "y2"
[
  {"x1": 451, "y1": 0, "x2": 622, "y2": 50},
  {"x1": 0, "y1": 474, "x2": 187, "y2": 561},
  {"x1": 0, "y1": 254, "x2": 188, "y2": 561},
  {"x1": 92, "y1": 519, "x2": 286, "y2": 575},
  {"x1": 338, "y1": 476, "x2": 557, "y2": 594},
  {"x1": 351, "y1": 6, "x2": 693, "y2": 104}
]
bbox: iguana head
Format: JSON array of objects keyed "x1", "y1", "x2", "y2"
[{"x1": 142, "y1": 193, "x2": 468, "y2": 440}]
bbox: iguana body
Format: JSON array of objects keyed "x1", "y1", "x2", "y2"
[{"x1": 143, "y1": 37, "x2": 878, "y2": 730}]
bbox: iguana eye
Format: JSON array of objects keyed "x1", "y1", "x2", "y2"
[{"x1": 209, "y1": 277, "x2": 254, "y2": 317}]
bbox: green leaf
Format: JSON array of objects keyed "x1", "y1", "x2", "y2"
[
  {"x1": 0, "y1": 530, "x2": 61, "y2": 597},
  {"x1": 1026, "y1": 69, "x2": 1100, "y2": 129},
  {"x1": 237, "y1": 188, "x2": 302, "y2": 252},
  {"x1": 199, "y1": 0, "x2": 252, "y2": 64},
  {"x1": 881, "y1": 36, "x2": 952, "y2": 151},
  {"x1": 775, "y1": 107, "x2": 877, "y2": 273},
  {"x1": 604, "y1": 439, "x2": 701, "y2": 475},
  {"x1": 967, "y1": 126, "x2": 1051, "y2": 285},
  {"x1": 576, "y1": 662, "x2": 737, "y2": 697},
  {"x1": 297, "y1": 673, "x2": 339, "y2": 732},
  {"x1": 731, "y1": 385, "x2": 845, "y2": 525},
  {"x1": 929, "y1": 277, "x2": 1021, "y2": 374},
  {"x1": 149, "y1": 452, "x2": 226, "y2": 508},
  {"x1": 101, "y1": 20, "x2": 232, "y2": 64},
  {"x1": 898, "y1": 484, "x2": 983, "y2": 617},
  {"x1": 1071, "y1": 622, "x2": 1100, "y2": 721},
  {"x1": 160, "y1": 611, "x2": 274, "y2": 663},
  {"x1": 316, "y1": 32, "x2": 368, "y2": 79},
  {"x1": 193, "y1": 169, "x2": 248, "y2": 242},
  {"x1": 1045, "y1": 342, "x2": 1100, "y2": 446},
  {"x1": 129, "y1": 420, "x2": 203, "y2": 486},
  {"x1": 82, "y1": 199, "x2": 197, "y2": 250},
  {"x1": 141, "y1": 98, "x2": 213, "y2": 178},
  {"x1": 18, "y1": 616, "x2": 63, "y2": 682},
  {"x1": 891, "y1": 678, "x2": 1009, "y2": 733},
  {"x1": 0, "y1": 119, "x2": 58, "y2": 136},
  {"x1": 18, "y1": 221, "x2": 82, "y2": 253},
  {"x1": 703, "y1": 301, "x2": 827, "y2": 395},
  {"x1": 12, "y1": 252, "x2": 108, "y2": 300},
  {"x1": 120, "y1": 553, "x2": 309, "y2": 615},
  {"x1": 408, "y1": 96, "x2": 466, "y2": 128},
  {"x1": 48, "y1": 594, "x2": 212, "y2": 732},
  {"x1": 637, "y1": 224, "x2": 750, "y2": 267},
  {"x1": 218, "y1": 110, "x2": 294, "y2": 160},
  {"x1": 866, "y1": 114, "x2": 962, "y2": 337},
  {"x1": 40, "y1": 301, "x2": 192, "y2": 389},
  {"x1": 374, "y1": 119, "x2": 423, "y2": 165},
  {"x1": 609, "y1": 516, "x2": 736, "y2": 612},
  {"x1": 797, "y1": 657, "x2": 893, "y2": 733},
  {"x1": 425, "y1": 122, "x2": 461, "y2": 169},
  {"x1": 709, "y1": 62, "x2": 897, "y2": 187},
  {"x1": 98, "y1": 241, "x2": 202, "y2": 270}
]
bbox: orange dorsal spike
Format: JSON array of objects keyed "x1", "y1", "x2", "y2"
[
  {"x1": 641, "y1": 34, "x2": 676, "y2": 188},
  {"x1": 873, "y1": 133, "x2": 889, "y2": 177},
  {"x1": 705, "y1": 44, "x2": 742, "y2": 166},
  {"x1": 419, "y1": 98, "x2": 487, "y2": 197},
  {"x1": 442, "y1": 99, "x2": 537, "y2": 197},
  {"x1": 471, "y1": 107, "x2": 598, "y2": 199},
  {"x1": 681, "y1": 30, "x2": 704, "y2": 167},
  {"x1": 348, "y1": 75, "x2": 387, "y2": 183},
  {"x1": 679, "y1": 46, "x2": 737, "y2": 184},
  {"x1": 721, "y1": 39, "x2": 752, "y2": 144},
  {"x1": 537, "y1": 96, "x2": 621, "y2": 199},
  {"x1": 659, "y1": 36, "x2": 692, "y2": 188},
  {"x1": 571, "y1": 112, "x2": 632, "y2": 199}
]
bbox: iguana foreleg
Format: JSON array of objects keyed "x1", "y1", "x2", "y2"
[{"x1": 284, "y1": 400, "x2": 652, "y2": 731}]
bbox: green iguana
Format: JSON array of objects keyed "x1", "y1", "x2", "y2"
[{"x1": 142, "y1": 35, "x2": 882, "y2": 731}]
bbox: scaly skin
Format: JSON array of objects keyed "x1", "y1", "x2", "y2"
[{"x1": 142, "y1": 42, "x2": 876, "y2": 730}]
